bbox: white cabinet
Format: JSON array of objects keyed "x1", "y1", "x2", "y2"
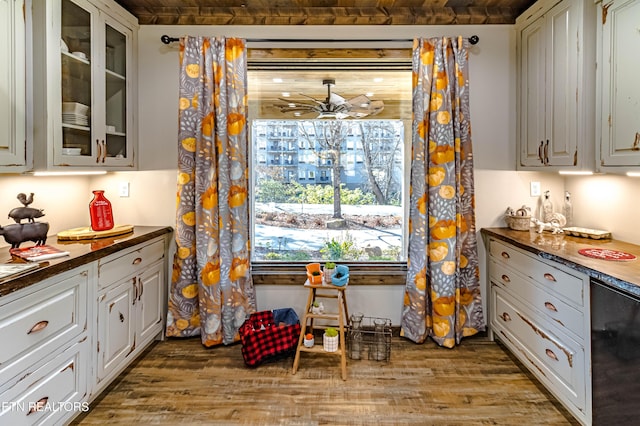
[
  {"x1": 0, "y1": 0, "x2": 30, "y2": 172},
  {"x1": 597, "y1": 0, "x2": 640, "y2": 169},
  {"x1": 32, "y1": 0, "x2": 138, "y2": 170},
  {"x1": 95, "y1": 237, "x2": 165, "y2": 393},
  {"x1": 516, "y1": 0, "x2": 596, "y2": 170},
  {"x1": 487, "y1": 238, "x2": 591, "y2": 425},
  {"x1": 0, "y1": 266, "x2": 91, "y2": 425}
]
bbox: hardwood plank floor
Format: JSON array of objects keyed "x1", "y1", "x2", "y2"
[{"x1": 72, "y1": 335, "x2": 578, "y2": 425}]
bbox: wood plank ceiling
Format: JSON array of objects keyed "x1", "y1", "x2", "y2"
[
  {"x1": 116, "y1": 0, "x2": 538, "y2": 120},
  {"x1": 114, "y1": 0, "x2": 538, "y2": 25}
]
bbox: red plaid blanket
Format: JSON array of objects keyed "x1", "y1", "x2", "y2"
[{"x1": 239, "y1": 309, "x2": 301, "y2": 367}]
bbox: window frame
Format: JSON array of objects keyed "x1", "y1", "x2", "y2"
[{"x1": 247, "y1": 47, "x2": 412, "y2": 284}]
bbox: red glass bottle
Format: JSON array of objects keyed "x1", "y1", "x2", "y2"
[{"x1": 89, "y1": 190, "x2": 114, "y2": 231}]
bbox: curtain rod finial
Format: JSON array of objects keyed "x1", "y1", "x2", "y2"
[{"x1": 469, "y1": 35, "x2": 479, "y2": 45}]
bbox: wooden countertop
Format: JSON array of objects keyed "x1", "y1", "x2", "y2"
[
  {"x1": 0, "y1": 225, "x2": 173, "y2": 298},
  {"x1": 482, "y1": 227, "x2": 640, "y2": 298}
]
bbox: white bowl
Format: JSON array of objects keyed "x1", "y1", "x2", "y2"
[
  {"x1": 72, "y1": 51, "x2": 87, "y2": 60},
  {"x1": 62, "y1": 148, "x2": 82, "y2": 156}
]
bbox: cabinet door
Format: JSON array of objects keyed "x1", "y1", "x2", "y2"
[
  {"x1": 99, "y1": 16, "x2": 134, "y2": 166},
  {"x1": 136, "y1": 260, "x2": 164, "y2": 345},
  {"x1": 56, "y1": 0, "x2": 100, "y2": 166},
  {"x1": 600, "y1": 0, "x2": 640, "y2": 166},
  {"x1": 519, "y1": 16, "x2": 547, "y2": 167},
  {"x1": 0, "y1": 0, "x2": 27, "y2": 170},
  {"x1": 96, "y1": 278, "x2": 135, "y2": 382},
  {"x1": 544, "y1": 0, "x2": 579, "y2": 166}
]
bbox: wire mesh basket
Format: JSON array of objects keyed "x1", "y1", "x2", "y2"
[{"x1": 347, "y1": 316, "x2": 392, "y2": 362}]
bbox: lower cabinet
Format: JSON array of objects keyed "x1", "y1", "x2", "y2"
[
  {"x1": 0, "y1": 266, "x2": 91, "y2": 425},
  {"x1": 0, "y1": 232, "x2": 169, "y2": 425},
  {"x1": 94, "y1": 239, "x2": 166, "y2": 394},
  {"x1": 487, "y1": 237, "x2": 591, "y2": 425}
]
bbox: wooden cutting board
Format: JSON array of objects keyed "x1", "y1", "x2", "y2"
[{"x1": 57, "y1": 224, "x2": 134, "y2": 241}]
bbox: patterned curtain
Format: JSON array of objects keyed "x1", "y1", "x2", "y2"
[
  {"x1": 166, "y1": 37, "x2": 256, "y2": 347},
  {"x1": 401, "y1": 37, "x2": 484, "y2": 348}
]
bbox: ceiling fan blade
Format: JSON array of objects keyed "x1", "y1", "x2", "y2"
[
  {"x1": 329, "y1": 92, "x2": 347, "y2": 106},
  {"x1": 297, "y1": 93, "x2": 325, "y2": 104},
  {"x1": 345, "y1": 94, "x2": 371, "y2": 108}
]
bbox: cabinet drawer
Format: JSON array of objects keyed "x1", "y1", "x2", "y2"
[
  {"x1": 492, "y1": 288, "x2": 586, "y2": 411},
  {"x1": 98, "y1": 238, "x2": 164, "y2": 288},
  {"x1": 0, "y1": 338, "x2": 88, "y2": 425},
  {"x1": 0, "y1": 269, "x2": 88, "y2": 393},
  {"x1": 489, "y1": 239, "x2": 584, "y2": 306},
  {"x1": 490, "y1": 259, "x2": 584, "y2": 340}
]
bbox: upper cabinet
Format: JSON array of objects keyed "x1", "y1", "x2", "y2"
[
  {"x1": 597, "y1": 0, "x2": 640, "y2": 170},
  {"x1": 32, "y1": 0, "x2": 138, "y2": 170},
  {"x1": 0, "y1": 0, "x2": 30, "y2": 172},
  {"x1": 516, "y1": 0, "x2": 596, "y2": 171}
]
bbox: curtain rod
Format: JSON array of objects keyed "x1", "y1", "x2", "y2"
[{"x1": 160, "y1": 35, "x2": 479, "y2": 45}]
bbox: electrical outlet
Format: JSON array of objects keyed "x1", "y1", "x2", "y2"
[
  {"x1": 530, "y1": 181, "x2": 541, "y2": 197},
  {"x1": 118, "y1": 182, "x2": 130, "y2": 197}
]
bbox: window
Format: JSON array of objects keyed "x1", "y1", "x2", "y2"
[{"x1": 248, "y1": 56, "x2": 411, "y2": 263}]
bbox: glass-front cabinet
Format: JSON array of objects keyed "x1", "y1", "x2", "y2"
[
  {"x1": 32, "y1": 0, "x2": 137, "y2": 169},
  {"x1": 0, "y1": 0, "x2": 29, "y2": 172}
]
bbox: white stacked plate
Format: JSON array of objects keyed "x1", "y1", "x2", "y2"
[{"x1": 62, "y1": 114, "x2": 89, "y2": 126}]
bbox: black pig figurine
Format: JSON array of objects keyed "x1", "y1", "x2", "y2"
[
  {"x1": 8, "y1": 207, "x2": 45, "y2": 223},
  {"x1": 0, "y1": 222, "x2": 49, "y2": 248}
]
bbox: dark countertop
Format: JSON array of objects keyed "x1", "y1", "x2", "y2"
[
  {"x1": 0, "y1": 225, "x2": 173, "y2": 298},
  {"x1": 482, "y1": 227, "x2": 640, "y2": 298}
]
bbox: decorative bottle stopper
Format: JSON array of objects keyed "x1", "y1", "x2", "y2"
[
  {"x1": 541, "y1": 190, "x2": 553, "y2": 222},
  {"x1": 89, "y1": 190, "x2": 114, "y2": 231},
  {"x1": 563, "y1": 191, "x2": 573, "y2": 227}
]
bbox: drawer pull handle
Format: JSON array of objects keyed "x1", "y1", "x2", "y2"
[
  {"x1": 501, "y1": 251, "x2": 510, "y2": 260},
  {"x1": 501, "y1": 274, "x2": 511, "y2": 283},
  {"x1": 27, "y1": 320, "x2": 49, "y2": 334},
  {"x1": 544, "y1": 302, "x2": 558, "y2": 312},
  {"x1": 27, "y1": 397, "x2": 48, "y2": 416},
  {"x1": 543, "y1": 273, "x2": 556, "y2": 282},
  {"x1": 133, "y1": 257, "x2": 142, "y2": 265},
  {"x1": 545, "y1": 349, "x2": 558, "y2": 361},
  {"x1": 500, "y1": 312, "x2": 511, "y2": 322}
]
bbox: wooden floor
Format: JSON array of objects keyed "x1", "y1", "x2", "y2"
[{"x1": 71, "y1": 335, "x2": 578, "y2": 425}]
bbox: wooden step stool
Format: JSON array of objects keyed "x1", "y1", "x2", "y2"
[{"x1": 292, "y1": 279, "x2": 350, "y2": 380}]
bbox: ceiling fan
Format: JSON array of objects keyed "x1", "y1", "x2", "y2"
[{"x1": 276, "y1": 79, "x2": 384, "y2": 119}]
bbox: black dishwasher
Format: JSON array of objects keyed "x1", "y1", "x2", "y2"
[{"x1": 591, "y1": 278, "x2": 640, "y2": 425}]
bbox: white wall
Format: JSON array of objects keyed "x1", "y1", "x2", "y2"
[
  {"x1": 565, "y1": 174, "x2": 640, "y2": 245},
  {"x1": 0, "y1": 175, "x2": 91, "y2": 246}
]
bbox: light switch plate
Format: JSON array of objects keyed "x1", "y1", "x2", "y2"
[
  {"x1": 118, "y1": 182, "x2": 130, "y2": 197},
  {"x1": 530, "y1": 181, "x2": 541, "y2": 197}
]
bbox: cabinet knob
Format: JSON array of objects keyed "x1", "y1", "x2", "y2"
[
  {"x1": 501, "y1": 274, "x2": 511, "y2": 283},
  {"x1": 27, "y1": 397, "x2": 48, "y2": 416},
  {"x1": 545, "y1": 348, "x2": 558, "y2": 361},
  {"x1": 543, "y1": 273, "x2": 556, "y2": 282},
  {"x1": 500, "y1": 312, "x2": 511, "y2": 322},
  {"x1": 27, "y1": 320, "x2": 49, "y2": 334},
  {"x1": 501, "y1": 251, "x2": 510, "y2": 260},
  {"x1": 132, "y1": 257, "x2": 142, "y2": 265},
  {"x1": 119, "y1": 312, "x2": 125, "y2": 323},
  {"x1": 544, "y1": 301, "x2": 557, "y2": 312}
]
